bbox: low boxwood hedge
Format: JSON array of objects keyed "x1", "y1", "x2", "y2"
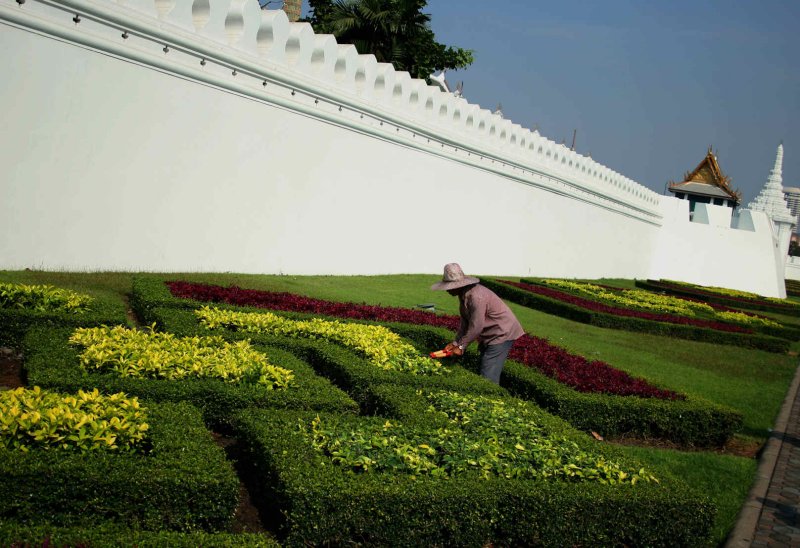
[
  {"x1": 481, "y1": 278, "x2": 790, "y2": 353},
  {"x1": 500, "y1": 359, "x2": 742, "y2": 446},
  {"x1": 0, "y1": 520, "x2": 280, "y2": 547},
  {"x1": 22, "y1": 326, "x2": 358, "y2": 427},
  {"x1": 233, "y1": 406, "x2": 714, "y2": 547},
  {"x1": 635, "y1": 279, "x2": 800, "y2": 317},
  {"x1": 134, "y1": 279, "x2": 741, "y2": 445},
  {"x1": 0, "y1": 291, "x2": 128, "y2": 348},
  {"x1": 0, "y1": 400, "x2": 238, "y2": 531},
  {"x1": 142, "y1": 305, "x2": 507, "y2": 402}
]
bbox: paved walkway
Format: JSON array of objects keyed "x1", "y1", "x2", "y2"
[{"x1": 726, "y1": 363, "x2": 800, "y2": 547}]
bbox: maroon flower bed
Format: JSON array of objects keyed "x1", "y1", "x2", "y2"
[
  {"x1": 505, "y1": 281, "x2": 752, "y2": 334},
  {"x1": 166, "y1": 281, "x2": 682, "y2": 400}
]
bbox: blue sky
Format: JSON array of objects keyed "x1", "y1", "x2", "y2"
[{"x1": 302, "y1": 1, "x2": 800, "y2": 204}]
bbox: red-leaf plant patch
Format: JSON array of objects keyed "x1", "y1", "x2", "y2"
[
  {"x1": 166, "y1": 281, "x2": 682, "y2": 401},
  {"x1": 504, "y1": 281, "x2": 752, "y2": 334}
]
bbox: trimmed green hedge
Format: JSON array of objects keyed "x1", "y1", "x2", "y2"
[
  {"x1": 138, "y1": 287, "x2": 742, "y2": 446},
  {"x1": 635, "y1": 279, "x2": 800, "y2": 317},
  {"x1": 22, "y1": 326, "x2": 358, "y2": 428},
  {"x1": 0, "y1": 291, "x2": 128, "y2": 348},
  {"x1": 0, "y1": 401, "x2": 238, "y2": 531},
  {"x1": 500, "y1": 360, "x2": 742, "y2": 446},
  {"x1": 481, "y1": 278, "x2": 790, "y2": 353},
  {"x1": 0, "y1": 521, "x2": 280, "y2": 547},
  {"x1": 141, "y1": 305, "x2": 507, "y2": 402},
  {"x1": 233, "y1": 406, "x2": 715, "y2": 547}
]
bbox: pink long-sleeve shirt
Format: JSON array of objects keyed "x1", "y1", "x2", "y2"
[{"x1": 455, "y1": 284, "x2": 525, "y2": 348}]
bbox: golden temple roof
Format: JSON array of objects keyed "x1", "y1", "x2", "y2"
[{"x1": 668, "y1": 147, "x2": 741, "y2": 204}]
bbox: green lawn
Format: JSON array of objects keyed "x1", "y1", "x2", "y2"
[{"x1": 2, "y1": 270, "x2": 795, "y2": 546}]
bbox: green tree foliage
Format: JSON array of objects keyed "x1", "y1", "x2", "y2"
[{"x1": 305, "y1": 0, "x2": 473, "y2": 79}]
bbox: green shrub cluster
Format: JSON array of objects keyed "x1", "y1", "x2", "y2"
[
  {"x1": 0, "y1": 386, "x2": 148, "y2": 453},
  {"x1": 137, "y1": 285, "x2": 741, "y2": 446},
  {"x1": 196, "y1": 305, "x2": 449, "y2": 375},
  {"x1": 23, "y1": 326, "x2": 358, "y2": 428},
  {"x1": 234, "y1": 402, "x2": 715, "y2": 547},
  {"x1": 481, "y1": 278, "x2": 791, "y2": 352},
  {"x1": 0, "y1": 401, "x2": 238, "y2": 531},
  {"x1": 70, "y1": 324, "x2": 295, "y2": 388},
  {"x1": 500, "y1": 360, "x2": 742, "y2": 446},
  {"x1": 0, "y1": 286, "x2": 128, "y2": 348},
  {"x1": 0, "y1": 282, "x2": 93, "y2": 312},
  {"x1": 0, "y1": 521, "x2": 280, "y2": 548}
]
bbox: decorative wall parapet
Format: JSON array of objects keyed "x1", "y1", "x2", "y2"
[{"x1": 2, "y1": 0, "x2": 663, "y2": 224}]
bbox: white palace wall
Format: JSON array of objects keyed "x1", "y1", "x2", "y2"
[{"x1": 0, "y1": 0, "x2": 787, "y2": 296}]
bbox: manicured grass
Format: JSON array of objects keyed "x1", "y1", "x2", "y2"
[{"x1": 2, "y1": 270, "x2": 796, "y2": 547}]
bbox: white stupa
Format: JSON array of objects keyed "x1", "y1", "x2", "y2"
[{"x1": 747, "y1": 143, "x2": 795, "y2": 258}]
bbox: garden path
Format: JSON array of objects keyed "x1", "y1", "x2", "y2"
[{"x1": 727, "y1": 362, "x2": 800, "y2": 547}]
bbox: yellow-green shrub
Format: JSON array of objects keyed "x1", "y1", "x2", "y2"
[
  {"x1": 195, "y1": 306, "x2": 448, "y2": 376},
  {"x1": 0, "y1": 386, "x2": 147, "y2": 453},
  {"x1": 69, "y1": 325, "x2": 293, "y2": 389},
  {"x1": 0, "y1": 283, "x2": 92, "y2": 313}
]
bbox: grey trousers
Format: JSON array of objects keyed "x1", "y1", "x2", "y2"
[{"x1": 479, "y1": 340, "x2": 515, "y2": 384}]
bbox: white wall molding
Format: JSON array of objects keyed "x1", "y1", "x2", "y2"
[{"x1": 1, "y1": 0, "x2": 662, "y2": 224}]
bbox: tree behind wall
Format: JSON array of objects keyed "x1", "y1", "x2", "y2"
[{"x1": 305, "y1": 0, "x2": 474, "y2": 80}]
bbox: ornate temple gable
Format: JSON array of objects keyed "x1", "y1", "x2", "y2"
[{"x1": 669, "y1": 147, "x2": 742, "y2": 205}]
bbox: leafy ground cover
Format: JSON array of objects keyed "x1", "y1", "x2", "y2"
[{"x1": 1, "y1": 270, "x2": 796, "y2": 545}]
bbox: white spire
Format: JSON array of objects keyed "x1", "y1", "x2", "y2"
[{"x1": 748, "y1": 143, "x2": 795, "y2": 225}]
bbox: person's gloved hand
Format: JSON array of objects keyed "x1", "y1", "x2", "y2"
[{"x1": 445, "y1": 342, "x2": 464, "y2": 356}]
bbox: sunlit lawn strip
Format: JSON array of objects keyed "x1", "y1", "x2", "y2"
[
  {"x1": 22, "y1": 326, "x2": 358, "y2": 427},
  {"x1": 0, "y1": 399, "x2": 238, "y2": 531},
  {"x1": 234, "y1": 403, "x2": 714, "y2": 547},
  {"x1": 479, "y1": 278, "x2": 789, "y2": 353},
  {"x1": 156, "y1": 279, "x2": 680, "y2": 399},
  {"x1": 636, "y1": 279, "x2": 800, "y2": 316}
]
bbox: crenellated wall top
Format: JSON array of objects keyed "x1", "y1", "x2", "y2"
[{"x1": 3, "y1": 0, "x2": 663, "y2": 222}]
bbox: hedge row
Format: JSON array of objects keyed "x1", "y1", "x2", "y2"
[
  {"x1": 141, "y1": 305, "x2": 506, "y2": 406},
  {"x1": 635, "y1": 279, "x2": 800, "y2": 317},
  {"x1": 786, "y1": 279, "x2": 800, "y2": 298},
  {"x1": 22, "y1": 326, "x2": 359, "y2": 428},
  {"x1": 233, "y1": 403, "x2": 715, "y2": 547},
  {"x1": 388, "y1": 314, "x2": 743, "y2": 447},
  {"x1": 0, "y1": 400, "x2": 238, "y2": 531},
  {"x1": 481, "y1": 278, "x2": 790, "y2": 353},
  {"x1": 0, "y1": 521, "x2": 280, "y2": 548},
  {"x1": 139, "y1": 296, "x2": 742, "y2": 447},
  {"x1": 0, "y1": 291, "x2": 128, "y2": 348}
]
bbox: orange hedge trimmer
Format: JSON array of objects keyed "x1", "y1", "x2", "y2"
[{"x1": 429, "y1": 349, "x2": 454, "y2": 359}]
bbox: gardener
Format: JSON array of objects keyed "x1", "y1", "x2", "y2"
[{"x1": 431, "y1": 263, "x2": 525, "y2": 384}]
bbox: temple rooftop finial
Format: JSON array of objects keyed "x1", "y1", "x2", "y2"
[{"x1": 747, "y1": 143, "x2": 794, "y2": 225}]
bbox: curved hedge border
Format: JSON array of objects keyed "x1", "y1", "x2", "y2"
[
  {"x1": 389, "y1": 320, "x2": 742, "y2": 447},
  {"x1": 636, "y1": 279, "x2": 800, "y2": 317},
  {"x1": 233, "y1": 406, "x2": 714, "y2": 547},
  {"x1": 0, "y1": 521, "x2": 280, "y2": 548},
  {"x1": 133, "y1": 281, "x2": 742, "y2": 446},
  {"x1": 0, "y1": 401, "x2": 238, "y2": 531},
  {"x1": 144, "y1": 305, "x2": 506, "y2": 404},
  {"x1": 137, "y1": 277, "x2": 683, "y2": 399},
  {"x1": 481, "y1": 278, "x2": 790, "y2": 353},
  {"x1": 518, "y1": 278, "x2": 800, "y2": 341},
  {"x1": 0, "y1": 290, "x2": 128, "y2": 348},
  {"x1": 22, "y1": 326, "x2": 359, "y2": 428}
]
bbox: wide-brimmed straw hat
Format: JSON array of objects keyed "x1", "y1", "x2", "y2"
[{"x1": 430, "y1": 263, "x2": 480, "y2": 291}]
